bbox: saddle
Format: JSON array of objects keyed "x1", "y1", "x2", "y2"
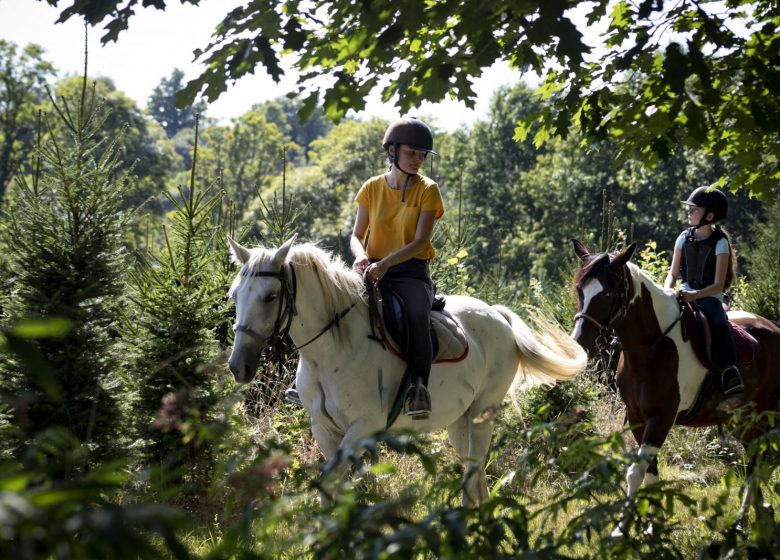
[
  {"x1": 365, "y1": 280, "x2": 469, "y2": 364},
  {"x1": 680, "y1": 301, "x2": 757, "y2": 369},
  {"x1": 675, "y1": 301, "x2": 757, "y2": 424}
]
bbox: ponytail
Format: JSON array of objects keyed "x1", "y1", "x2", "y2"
[{"x1": 716, "y1": 225, "x2": 736, "y2": 291}]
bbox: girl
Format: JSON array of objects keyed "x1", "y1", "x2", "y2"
[
  {"x1": 351, "y1": 117, "x2": 445, "y2": 418},
  {"x1": 664, "y1": 186, "x2": 744, "y2": 400}
]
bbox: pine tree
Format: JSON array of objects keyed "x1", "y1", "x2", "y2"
[
  {"x1": 0, "y1": 74, "x2": 129, "y2": 463},
  {"x1": 123, "y1": 115, "x2": 232, "y2": 491}
]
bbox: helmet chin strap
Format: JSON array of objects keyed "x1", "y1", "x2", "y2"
[
  {"x1": 694, "y1": 210, "x2": 713, "y2": 230},
  {"x1": 390, "y1": 143, "x2": 416, "y2": 202}
]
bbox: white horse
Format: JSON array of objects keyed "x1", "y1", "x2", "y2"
[{"x1": 227, "y1": 236, "x2": 587, "y2": 505}]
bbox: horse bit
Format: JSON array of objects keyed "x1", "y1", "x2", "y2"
[{"x1": 232, "y1": 262, "x2": 355, "y2": 353}]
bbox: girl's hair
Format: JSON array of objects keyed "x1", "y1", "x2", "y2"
[{"x1": 715, "y1": 225, "x2": 737, "y2": 291}]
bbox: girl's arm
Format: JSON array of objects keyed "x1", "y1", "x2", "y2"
[
  {"x1": 365, "y1": 210, "x2": 436, "y2": 282},
  {"x1": 664, "y1": 246, "x2": 682, "y2": 289},
  {"x1": 680, "y1": 252, "x2": 729, "y2": 302}
]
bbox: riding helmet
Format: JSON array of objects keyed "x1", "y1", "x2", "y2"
[
  {"x1": 382, "y1": 117, "x2": 438, "y2": 155},
  {"x1": 681, "y1": 186, "x2": 728, "y2": 221}
]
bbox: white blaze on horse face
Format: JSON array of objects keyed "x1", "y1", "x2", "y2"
[{"x1": 571, "y1": 277, "x2": 605, "y2": 340}]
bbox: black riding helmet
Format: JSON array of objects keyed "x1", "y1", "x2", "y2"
[
  {"x1": 383, "y1": 117, "x2": 438, "y2": 177},
  {"x1": 681, "y1": 186, "x2": 728, "y2": 227}
]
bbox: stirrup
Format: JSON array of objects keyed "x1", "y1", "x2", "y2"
[
  {"x1": 404, "y1": 383, "x2": 432, "y2": 419},
  {"x1": 285, "y1": 387, "x2": 303, "y2": 407},
  {"x1": 720, "y1": 366, "x2": 744, "y2": 396}
]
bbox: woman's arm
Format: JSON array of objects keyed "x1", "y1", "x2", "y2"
[{"x1": 350, "y1": 204, "x2": 370, "y2": 274}]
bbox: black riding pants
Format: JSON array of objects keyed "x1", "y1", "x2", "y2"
[
  {"x1": 696, "y1": 296, "x2": 736, "y2": 370},
  {"x1": 381, "y1": 258, "x2": 434, "y2": 385}
]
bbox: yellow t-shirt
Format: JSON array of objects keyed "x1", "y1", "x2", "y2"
[{"x1": 355, "y1": 174, "x2": 444, "y2": 261}]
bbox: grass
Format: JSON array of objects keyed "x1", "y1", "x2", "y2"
[{"x1": 163, "y1": 373, "x2": 779, "y2": 558}]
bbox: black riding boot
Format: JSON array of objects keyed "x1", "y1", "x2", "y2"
[{"x1": 404, "y1": 376, "x2": 432, "y2": 419}]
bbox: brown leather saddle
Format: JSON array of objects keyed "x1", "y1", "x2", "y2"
[
  {"x1": 681, "y1": 302, "x2": 757, "y2": 369},
  {"x1": 675, "y1": 301, "x2": 757, "y2": 424},
  {"x1": 365, "y1": 279, "x2": 468, "y2": 363}
]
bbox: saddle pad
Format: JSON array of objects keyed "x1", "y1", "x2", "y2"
[
  {"x1": 684, "y1": 305, "x2": 756, "y2": 368},
  {"x1": 730, "y1": 322, "x2": 757, "y2": 365},
  {"x1": 430, "y1": 310, "x2": 469, "y2": 362}
]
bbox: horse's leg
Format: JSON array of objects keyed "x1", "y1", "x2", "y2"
[
  {"x1": 462, "y1": 415, "x2": 494, "y2": 507},
  {"x1": 311, "y1": 422, "x2": 344, "y2": 504},
  {"x1": 447, "y1": 414, "x2": 480, "y2": 506}
]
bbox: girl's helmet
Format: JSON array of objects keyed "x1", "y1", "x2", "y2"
[
  {"x1": 382, "y1": 117, "x2": 438, "y2": 155},
  {"x1": 681, "y1": 186, "x2": 728, "y2": 221}
]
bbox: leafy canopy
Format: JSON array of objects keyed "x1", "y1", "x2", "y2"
[{"x1": 46, "y1": 0, "x2": 780, "y2": 198}]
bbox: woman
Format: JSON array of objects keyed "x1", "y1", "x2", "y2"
[
  {"x1": 351, "y1": 117, "x2": 445, "y2": 418},
  {"x1": 664, "y1": 186, "x2": 744, "y2": 401}
]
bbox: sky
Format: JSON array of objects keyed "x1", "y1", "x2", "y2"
[{"x1": 0, "y1": 0, "x2": 525, "y2": 131}]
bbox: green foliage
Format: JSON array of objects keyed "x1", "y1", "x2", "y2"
[
  {"x1": 47, "y1": 76, "x2": 178, "y2": 212},
  {"x1": 740, "y1": 200, "x2": 780, "y2": 319},
  {"x1": 0, "y1": 427, "x2": 191, "y2": 559},
  {"x1": 122, "y1": 117, "x2": 233, "y2": 490},
  {"x1": 0, "y1": 40, "x2": 55, "y2": 206},
  {"x1": 0, "y1": 78, "x2": 129, "y2": 462},
  {"x1": 148, "y1": 68, "x2": 207, "y2": 138},
  {"x1": 48, "y1": 0, "x2": 780, "y2": 198},
  {"x1": 254, "y1": 96, "x2": 333, "y2": 164},
  {"x1": 197, "y1": 110, "x2": 288, "y2": 219}
]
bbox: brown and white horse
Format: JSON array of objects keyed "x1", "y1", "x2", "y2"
[{"x1": 570, "y1": 239, "x2": 780, "y2": 530}]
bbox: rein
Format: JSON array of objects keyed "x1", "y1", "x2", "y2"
[{"x1": 232, "y1": 262, "x2": 356, "y2": 353}]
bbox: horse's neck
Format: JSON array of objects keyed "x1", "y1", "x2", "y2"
[
  {"x1": 287, "y1": 265, "x2": 364, "y2": 358},
  {"x1": 616, "y1": 268, "x2": 679, "y2": 347}
]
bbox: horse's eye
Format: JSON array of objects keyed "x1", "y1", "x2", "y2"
[{"x1": 263, "y1": 293, "x2": 278, "y2": 304}]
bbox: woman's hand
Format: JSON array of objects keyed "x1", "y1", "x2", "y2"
[
  {"x1": 365, "y1": 260, "x2": 390, "y2": 283},
  {"x1": 352, "y1": 256, "x2": 370, "y2": 276}
]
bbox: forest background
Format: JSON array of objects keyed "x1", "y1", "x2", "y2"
[{"x1": 0, "y1": 0, "x2": 779, "y2": 558}]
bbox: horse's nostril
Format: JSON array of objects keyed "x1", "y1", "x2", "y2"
[{"x1": 243, "y1": 364, "x2": 252, "y2": 380}]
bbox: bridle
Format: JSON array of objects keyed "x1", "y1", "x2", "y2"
[
  {"x1": 574, "y1": 266, "x2": 631, "y2": 333},
  {"x1": 574, "y1": 263, "x2": 683, "y2": 353},
  {"x1": 232, "y1": 262, "x2": 355, "y2": 353}
]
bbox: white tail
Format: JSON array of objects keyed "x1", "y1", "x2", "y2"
[{"x1": 493, "y1": 305, "x2": 587, "y2": 386}]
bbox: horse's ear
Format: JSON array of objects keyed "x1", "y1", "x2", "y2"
[
  {"x1": 571, "y1": 239, "x2": 590, "y2": 262},
  {"x1": 228, "y1": 237, "x2": 250, "y2": 265},
  {"x1": 273, "y1": 233, "x2": 298, "y2": 265},
  {"x1": 609, "y1": 242, "x2": 637, "y2": 270}
]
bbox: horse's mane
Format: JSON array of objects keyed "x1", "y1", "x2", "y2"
[
  {"x1": 572, "y1": 252, "x2": 676, "y2": 303},
  {"x1": 230, "y1": 242, "x2": 366, "y2": 317},
  {"x1": 288, "y1": 243, "x2": 367, "y2": 316}
]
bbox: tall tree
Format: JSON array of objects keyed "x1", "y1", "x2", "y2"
[
  {"x1": 0, "y1": 40, "x2": 55, "y2": 206},
  {"x1": 197, "y1": 110, "x2": 288, "y2": 219},
  {"x1": 45, "y1": 0, "x2": 780, "y2": 199},
  {"x1": 255, "y1": 96, "x2": 332, "y2": 163},
  {"x1": 48, "y1": 76, "x2": 177, "y2": 211},
  {"x1": 0, "y1": 76, "x2": 129, "y2": 463},
  {"x1": 148, "y1": 68, "x2": 207, "y2": 137}
]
